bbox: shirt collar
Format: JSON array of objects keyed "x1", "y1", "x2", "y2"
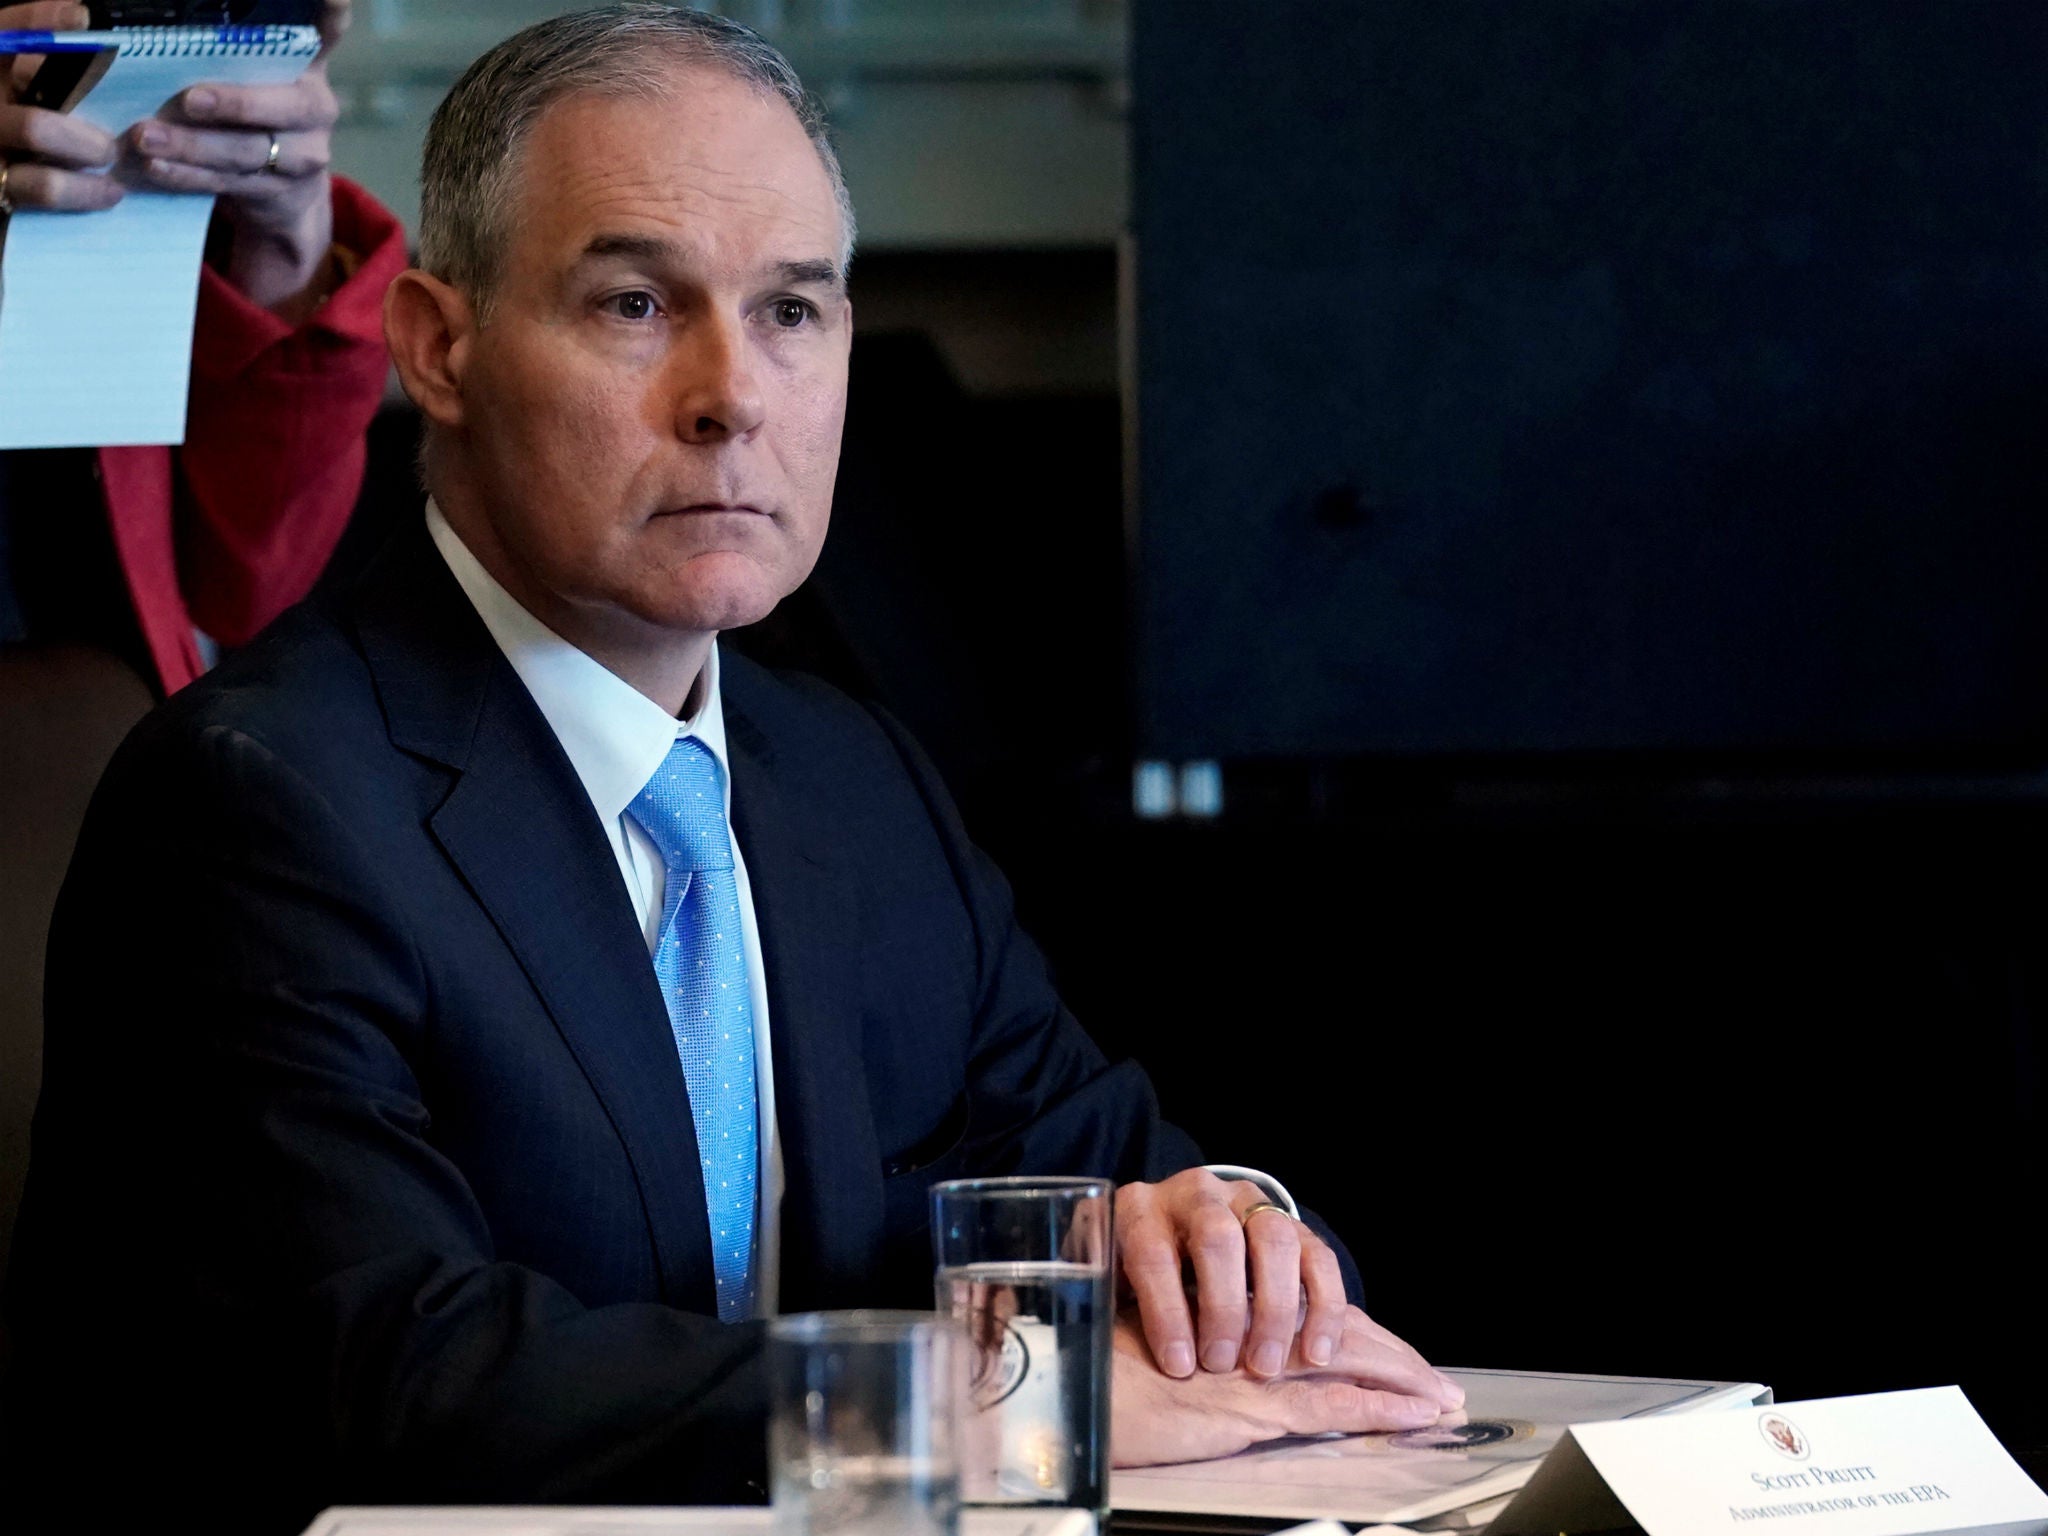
[{"x1": 425, "y1": 498, "x2": 732, "y2": 825}]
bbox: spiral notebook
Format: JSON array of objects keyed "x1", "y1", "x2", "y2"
[{"x1": 0, "y1": 24, "x2": 322, "y2": 449}]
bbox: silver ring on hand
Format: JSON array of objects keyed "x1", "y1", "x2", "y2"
[
  {"x1": 1240, "y1": 1201, "x2": 1292, "y2": 1228},
  {"x1": 264, "y1": 134, "x2": 283, "y2": 173},
  {"x1": 0, "y1": 160, "x2": 14, "y2": 215}
]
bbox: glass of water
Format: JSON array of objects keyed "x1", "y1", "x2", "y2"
[
  {"x1": 768, "y1": 1309, "x2": 962, "y2": 1536},
  {"x1": 931, "y1": 1176, "x2": 1114, "y2": 1518}
]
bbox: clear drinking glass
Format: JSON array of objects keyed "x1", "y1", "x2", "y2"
[
  {"x1": 931, "y1": 1176, "x2": 1115, "y2": 1518},
  {"x1": 768, "y1": 1309, "x2": 962, "y2": 1536}
]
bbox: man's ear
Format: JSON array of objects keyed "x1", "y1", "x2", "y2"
[{"x1": 384, "y1": 269, "x2": 476, "y2": 430}]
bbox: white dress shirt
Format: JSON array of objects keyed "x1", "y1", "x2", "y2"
[{"x1": 425, "y1": 502, "x2": 1300, "y2": 1317}]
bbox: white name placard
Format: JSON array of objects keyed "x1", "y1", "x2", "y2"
[{"x1": 1490, "y1": 1386, "x2": 2048, "y2": 1536}]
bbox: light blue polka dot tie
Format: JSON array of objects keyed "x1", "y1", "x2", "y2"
[{"x1": 628, "y1": 736, "x2": 758, "y2": 1323}]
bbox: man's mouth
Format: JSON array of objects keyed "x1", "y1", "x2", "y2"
[{"x1": 658, "y1": 502, "x2": 767, "y2": 517}]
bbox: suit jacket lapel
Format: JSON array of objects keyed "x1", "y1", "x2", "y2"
[
  {"x1": 351, "y1": 523, "x2": 718, "y2": 1314},
  {"x1": 723, "y1": 687, "x2": 884, "y2": 1310}
]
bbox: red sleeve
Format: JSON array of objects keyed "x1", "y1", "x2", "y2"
[{"x1": 172, "y1": 175, "x2": 409, "y2": 645}]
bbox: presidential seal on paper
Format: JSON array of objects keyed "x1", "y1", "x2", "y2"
[{"x1": 1759, "y1": 1413, "x2": 1810, "y2": 1460}]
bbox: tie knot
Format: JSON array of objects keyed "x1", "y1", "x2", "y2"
[{"x1": 628, "y1": 736, "x2": 733, "y2": 874}]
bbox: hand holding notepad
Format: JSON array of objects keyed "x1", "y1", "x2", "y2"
[
  {"x1": 115, "y1": 1, "x2": 346, "y2": 316},
  {"x1": 0, "y1": 14, "x2": 325, "y2": 447}
]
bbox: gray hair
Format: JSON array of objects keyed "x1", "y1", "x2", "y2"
[{"x1": 418, "y1": 4, "x2": 856, "y2": 317}]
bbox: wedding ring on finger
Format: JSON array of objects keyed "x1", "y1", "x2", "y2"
[
  {"x1": 1239, "y1": 1201, "x2": 1292, "y2": 1229},
  {"x1": 264, "y1": 133, "x2": 283, "y2": 173},
  {"x1": 1, "y1": 160, "x2": 14, "y2": 215}
]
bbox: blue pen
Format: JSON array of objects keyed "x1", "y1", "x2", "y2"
[
  {"x1": 0, "y1": 24, "x2": 293, "y2": 52},
  {"x1": 0, "y1": 29, "x2": 122, "y2": 52}
]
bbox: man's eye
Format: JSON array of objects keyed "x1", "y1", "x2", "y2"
[
  {"x1": 769, "y1": 299, "x2": 815, "y2": 329},
  {"x1": 606, "y1": 291, "x2": 660, "y2": 321}
]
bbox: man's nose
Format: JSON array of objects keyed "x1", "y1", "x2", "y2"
[{"x1": 670, "y1": 315, "x2": 767, "y2": 443}]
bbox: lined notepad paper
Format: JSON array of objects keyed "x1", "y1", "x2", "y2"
[{"x1": 0, "y1": 25, "x2": 322, "y2": 449}]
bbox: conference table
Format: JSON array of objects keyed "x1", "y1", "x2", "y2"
[
  {"x1": 297, "y1": 1505, "x2": 1354, "y2": 1535},
  {"x1": 291, "y1": 1410, "x2": 2048, "y2": 1536},
  {"x1": 301, "y1": 1509, "x2": 1103, "y2": 1536}
]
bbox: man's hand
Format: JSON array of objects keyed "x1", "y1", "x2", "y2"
[
  {"x1": 1118, "y1": 1168, "x2": 1348, "y2": 1380},
  {"x1": 1, "y1": 5, "x2": 124, "y2": 211},
  {"x1": 126, "y1": 0, "x2": 349, "y2": 318},
  {"x1": 1109, "y1": 1306, "x2": 1465, "y2": 1468}
]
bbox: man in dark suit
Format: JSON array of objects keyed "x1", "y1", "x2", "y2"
[{"x1": 4, "y1": 8, "x2": 1458, "y2": 1529}]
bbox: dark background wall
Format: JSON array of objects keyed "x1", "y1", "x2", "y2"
[
  {"x1": 1131, "y1": 0, "x2": 2048, "y2": 760},
  {"x1": 1117, "y1": 0, "x2": 2048, "y2": 1463}
]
